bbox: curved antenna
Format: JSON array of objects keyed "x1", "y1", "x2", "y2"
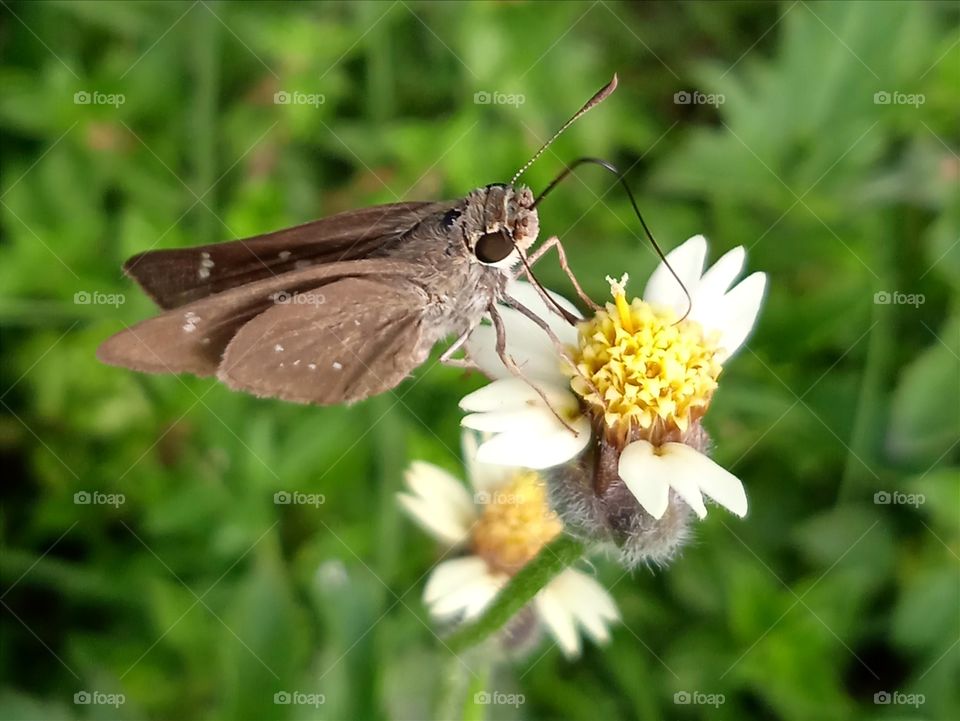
[
  {"x1": 510, "y1": 74, "x2": 619, "y2": 186},
  {"x1": 533, "y1": 157, "x2": 693, "y2": 320}
]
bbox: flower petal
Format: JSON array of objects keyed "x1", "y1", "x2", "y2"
[
  {"x1": 643, "y1": 235, "x2": 707, "y2": 314},
  {"x1": 659, "y1": 443, "x2": 748, "y2": 517},
  {"x1": 548, "y1": 568, "x2": 619, "y2": 644},
  {"x1": 459, "y1": 378, "x2": 576, "y2": 413},
  {"x1": 398, "y1": 461, "x2": 476, "y2": 543},
  {"x1": 475, "y1": 417, "x2": 591, "y2": 469},
  {"x1": 425, "y1": 557, "x2": 506, "y2": 621},
  {"x1": 424, "y1": 557, "x2": 489, "y2": 603},
  {"x1": 461, "y1": 406, "x2": 566, "y2": 435},
  {"x1": 714, "y1": 271, "x2": 766, "y2": 360},
  {"x1": 617, "y1": 441, "x2": 672, "y2": 519},
  {"x1": 535, "y1": 584, "x2": 582, "y2": 658},
  {"x1": 464, "y1": 280, "x2": 579, "y2": 383},
  {"x1": 692, "y1": 245, "x2": 745, "y2": 309},
  {"x1": 461, "y1": 431, "x2": 512, "y2": 493}
]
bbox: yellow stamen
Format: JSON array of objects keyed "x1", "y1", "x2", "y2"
[
  {"x1": 570, "y1": 278, "x2": 722, "y2": 434},
  {"x1": 472, "y1": 471, "x2": 562, "y2": 575}
]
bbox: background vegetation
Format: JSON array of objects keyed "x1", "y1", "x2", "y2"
[{"x1": 2, "y1": 1, "x2": 958, "y2": 719}]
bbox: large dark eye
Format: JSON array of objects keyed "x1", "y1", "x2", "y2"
[{"x1": 474, "y1": 232, "x2": 514, "y2": 264}]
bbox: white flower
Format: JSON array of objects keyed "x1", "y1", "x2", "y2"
[
  {"x1": 460, "y1": 235, "x2": 766, "y2": 522},
  {"x1": 398, "y1": 433, "x2": 619, "y2": 658}
]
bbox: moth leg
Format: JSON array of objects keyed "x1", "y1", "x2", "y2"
[
  {"x1": 500, "y1": 293, "x2": 606, "y2": 409},
  {"x1": 439, "y1": 327, "x2": 479, "y2": 370},
  {"x1": 522, "y1": 235, "x2": 600, "y2": 311},
  {"x1": 488, "y1": 303, "x2": 579, "y2": 435}
]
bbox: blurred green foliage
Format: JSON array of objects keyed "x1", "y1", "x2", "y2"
[{"x1": 2, "y1": 1, "x2": 958, "y2": 720}]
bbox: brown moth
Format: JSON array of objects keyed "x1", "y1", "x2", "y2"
[{"x1": 98, "y1": 76, "x2": 618, "y2": 405}]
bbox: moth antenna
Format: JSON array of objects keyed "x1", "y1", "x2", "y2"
[
  {"x1": 533, "y1": 157, "x2": 693, "y2": 321},
  {"x1": 510, "y1": 74, "x2": 618, "y2": 186}
]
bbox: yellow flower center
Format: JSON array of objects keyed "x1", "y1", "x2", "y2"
[
  {"x1": 570, "y1": 275, "x2": 722, "y2": 435},
  {"x1": 471, "y1": 471, "x2": 563, "y2": 575}
]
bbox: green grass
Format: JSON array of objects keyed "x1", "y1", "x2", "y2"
[{"x1": 2, "y1": 2, "x2": 958, "y2": 720}]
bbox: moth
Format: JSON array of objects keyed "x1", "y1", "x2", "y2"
[{"x1": 98, "y1": 77, "x2": 619, "y2": 405}]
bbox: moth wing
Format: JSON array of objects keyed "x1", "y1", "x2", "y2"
[
  {"x1": 218, "y1": 275, "x2": 431, "y2": 405},
  {"x1": 124, "y1": 201, "x2": 454, "y2": 309},
  {"x1": 96, "y1": 259, "x2": 411, "y2": 377}
]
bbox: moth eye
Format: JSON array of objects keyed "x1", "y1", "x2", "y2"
[
  {"x1": 474, "y1": 232, "x2": 514, "y2": 264},
  {"x1": 442, "y1": 208, "x2": 462, "y2": 228}
]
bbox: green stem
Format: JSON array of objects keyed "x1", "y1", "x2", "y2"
[{"x1": 446, "y1": 535, "x2": 585, "y2": 652}]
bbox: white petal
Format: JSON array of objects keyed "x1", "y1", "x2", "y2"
[
  {"x1": 691, "y1": 246, "x2": 745, "y2": 310},
  {"x1": 535, "y1": 585, "x2": 582, "y2": 658},
  {"x1": 643, "y1": 235, "x2": 708, "y2": 314},
  {"x1": 617, "y1": 441, "x2": 672, "y2": 519},
  {"x1": 403, "y1": 460, "x2": 476, "y2": 521},
  {"x1": 504, "y1": 279, "x2": 583, "y2": 329},
  {"x1": 475, "y1": 417, "x2": 591, "y2": 469},
  {"x1": 459, "y1": 378, "x2": 576, "y2": 413},
  {"x1": 714, "y1": 272, "x2": 766, "y2": 360},
  {"x1": 397, "y1": 493, "x2": 472, "y2": 545},
  {"x1": 548, "y1": 569, "x2": 619, "y2": 644},
  {"x1": 425, "y1": 558, "x2": 506, "y2": 621},
  {"x1": 659, "y1": 443, "x2": 748, "y2": 517},
  {"x1": 461, "y1": 406, "x2": 564, "y2": 435},
  {"x1": 424, "y1": 557, "x2": 489, "y2": 605},
  {"x1": 461, "y1": 431, "x2": 512, "y2": 493},
  {"x1": 464, "y1": 280, "x2": 579, "y2": 383}
]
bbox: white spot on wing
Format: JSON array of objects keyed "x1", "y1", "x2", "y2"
[
  {"x1": 198, "y1": 251, "x2": 215, "y2": 279},
  {"x1": 274, "y1": 344, "x2": 284, "y2": 352},
  {"x1": 332, "y1": 361, "x2": 343, "y2": 371},
  {"x1": 294, "y1": 260, "x2": 311, "y2": 270},
  {"x1": 308, "y1": 363, "x2": 317, "y2": 370},
  {"x1": 182, "y1": 311, "x2": 201, "y2": 333},
  {"x1": 278, "y1": 250, "x2": 292, "y2": 260}
]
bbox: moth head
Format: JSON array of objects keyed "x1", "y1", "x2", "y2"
[{"x1": 467, "y1": 183, "x2": 540, "y2": 269}]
